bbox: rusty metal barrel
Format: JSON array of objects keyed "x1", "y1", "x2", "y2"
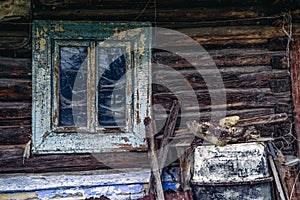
[{"x1": 191, "y1": 142, "x2": 273, "y2": 199}]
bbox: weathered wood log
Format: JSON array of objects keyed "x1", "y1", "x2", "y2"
[
  {"x1": 0, "y1": 56, "x2": 31, "y2": 78},
  {"x1": 0, "y1": 125, "x2": 31, "y2": 144},
  {"x1": 237, "y1": 113, "x2": 288, "y2": 126},
  {"x1": 0, "y1": 79, "x2": 31, "y2": 101},
  {"x1": 154, "y1": 89, "x2": 291, "y2": 108},
  {"x1": 154, "y1": 70, "x2": 288, "y2": 89},
  {"x1": 144, "y1": 117, "x2": 165, "y2": 200},
  {"x1": 154, "y1": 49, "x2": 285, "y2": 68},
  {"x1": 154, "y1": 25, "x2": 285, "y2": 48},
  {"x1": 0, "y1": 102, "x2": 31, "y2": 120},
  {"x1": 33, "y1": 6, "x2": 273, "y2": 22},
  {"x1": 0, "y1": 148, "x2": 148, "y2": 173},
  {"x1": 36, "y1": 0, "x2": 284, "y2": 10}
]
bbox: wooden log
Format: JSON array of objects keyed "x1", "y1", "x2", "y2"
[
  {"x1": 153, "y1": 49, "x2": 285, "y2": 68},
  {"x1": 0, "y1": 102, "x2": 31, "y2": 120},
  {"x1": 36, "y1": 0, "x2": 282, "y2": 9},
  {"x1": 33, "y1": 6, "x2": 272, "y2": 22},
  {"x1": 0, "y1": 56, "x2": 31, "y2": 78},
  {"x1": 153, "y1": 104, "x2": 290, "y2": 127},
  {"x1": 154, "y1": 25, "x2": 285, "y2": 48},
  {"x1": 0, "y1": 79, "x2": 31, "y2": 101},
  {"x1": 0, "y1": 147, "x2": 148, "y2": 173},
  {"x1": 237, "y1": 113, "x2": 288, "y2": 126},
  {"x1": 153, "y1": 69, "x2": 288, "y2": 89},
  {"x1": 153, "y1": 89, "x2": 291, "y2": 108},
  {"x1": 0, "y1": 125, "x2": 31, "y2": 145}
]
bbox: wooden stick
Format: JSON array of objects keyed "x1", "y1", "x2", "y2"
[
  {"x1": 144, "y1": 117, "x2": 165, "y2": 200},
  {"x1": 149, "y1": 100, "x2": 180, "y2": 196},
  {"x1": 158, "y1": 100, "x2": 180, "y2": 169}
]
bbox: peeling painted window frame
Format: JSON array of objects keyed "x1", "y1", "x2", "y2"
[{"x1": 32, "y1": 20, "x2": 151, "y2": 154}]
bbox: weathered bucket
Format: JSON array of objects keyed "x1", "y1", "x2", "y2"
[{"x1": 191, "y1": 142, "x2": 273, "y2": 199}]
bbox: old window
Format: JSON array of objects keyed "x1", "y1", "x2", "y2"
[{"x1": 32, "y1": 21, "x2": 151, "y2": 154}]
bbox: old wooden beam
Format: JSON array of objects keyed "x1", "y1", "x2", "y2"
[
  {"x1": 154, "y1": 89, "x2": 291, "y2": 109},
  {"x1": 237, "y1": 113, "x2": 289, "y2": 126},
  {"x1": 0, "y1": 79, "x2": 31, "y2": 101},
  {"x1": 33, "y1": 7, "x2": 270, "y2": 22},
  {"x1": 290, "y1": 38, "x2": 300, "y2": 158},
  {"x1": 144, "y1": 117, "x2": 165, "y2": 200},
  {"x1": 158, "y1": 100, "x2": 180, "y2": 168},
  {"x1": 0, "y1": 56, "x2": 31, "y2": 78},
  {"x1": 0, "y1": 102, "x2": 31, "y2": 120},
  {"x1": 0, "y1": 125, "x2": 31, "y2": 145},
  {"x1": 0, "y1": 148, "x2": 148, "y2": 173}
]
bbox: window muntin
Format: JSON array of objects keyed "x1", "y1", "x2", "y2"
[{"x1": 32, "y1": 21, "x2": 151, "y2": 154}]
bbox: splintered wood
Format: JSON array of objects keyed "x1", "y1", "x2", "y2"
[{"x1": 187, "y1": 113, "x2": 288, "y2": 146}]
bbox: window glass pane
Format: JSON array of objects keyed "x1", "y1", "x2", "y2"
[
  {"x1": 59, "y1": 46, "x2": 88, "y2": 127},
  {"x1": 98, "y1": 47, "x2": 127, "y2": 127}
]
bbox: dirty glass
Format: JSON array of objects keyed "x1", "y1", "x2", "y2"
[
  {"x1": 97, "y1": 47, "x2": 127, "y2": 127},
  {"x1": 59, "y1": 46, "x2": 88, "y2": 127}
]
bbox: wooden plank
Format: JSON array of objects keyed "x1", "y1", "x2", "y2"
[
  {"x1": 290, "y1": 38, "x2": 300, "y2": 158},
  {"x1": 269, "y1": 155, "x2": 288, "y2": 200}
]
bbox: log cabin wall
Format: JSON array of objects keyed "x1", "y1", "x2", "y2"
[{"x1": 0, "y1": 0, "x2": 299, "y2": 173}]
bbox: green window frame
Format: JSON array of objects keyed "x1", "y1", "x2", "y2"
[{"x1": 32, "y1": 20, "x2": 151, "y2": 154}]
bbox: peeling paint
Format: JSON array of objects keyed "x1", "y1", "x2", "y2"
[
  {"x1": 32, "y1": 21, "x2": 152, "y2": 154},
  {"x1": 192, "y1": 143, "x2": 272, "y2": 199},
  {"x1": 38, "y1": 38, "x2": 47, "y2": 52},
  {"x1": 0, "y1": 169, "x2": 151, "y2": 200}
]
